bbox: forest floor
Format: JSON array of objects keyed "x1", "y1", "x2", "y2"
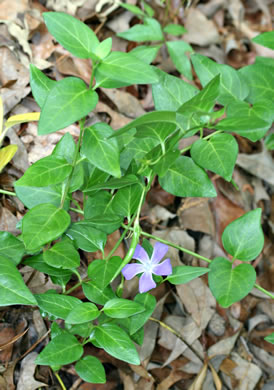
[{"x1": 0, "y1": 0, "x2": 273, "y2": 389}]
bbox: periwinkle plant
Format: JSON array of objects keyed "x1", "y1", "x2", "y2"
[{"x1": 0, "y1": 5, "x2": 274, "y2": 388}]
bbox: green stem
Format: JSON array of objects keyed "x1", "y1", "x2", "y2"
[
  {"x1": 254, "y1": 283, "x2": 274, "y2": 299},
  {"x1": 89, "y1": 61, "x2": 99, "y2": 89},
  {"x1": 60, "y1": 118, "x2": 85, "y2": 208},
  {"x1": 54, "y1": 371, "x2": 66, "y2": 390},
  {"x1": 69, "y1": 207, "x2": 84, "y2": 215},
  {"x1": 64, "y1": 277, "x2": 90, "y2": 295},
  {"x1": 180, "y1": 129, "x2": 224, "y2": 155},
  {"x1": 0, "y1": 189, "x2": 16, "y2": 196}
]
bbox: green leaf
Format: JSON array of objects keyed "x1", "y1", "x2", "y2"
[
  {"x1": 24, "y1": 254, "x2": 72, "y2": 279},
  {"x1": 84, "y1": 191, "x2": 112, "y2": 219},
  {"x1": 265, "y1": 133, "x2": 274, "y2": 150},
  {"x1": 43, "y1": 12, "x2": 99, "y2": 58},
  {"x1": 66, "y1": 322, "x2": 94, "y2": 338},
  {"x1": 83, "y1": 174, "x2": 140, "y2": 193},
  {"x1": 166, "y1": 265, "x2": 209, "y2": 285},
  {"x1": 66, "y1": 302, "x2": 100, "y2": 324},
  {"x1": 191, "y1": 54, "x2": 248, "y2": 104},
  {"x1": 120, "y1": 137, "x2": 159, "y2": 170},
  {"x1": 83, "y1": 282, "x2": 115, "y2": 305},
  {"x1": 135, "y1": 121, "x2": 177, "y2": 142},
  {"x1": 76, "y1": 216, "x2": 122, "y2": 235},
  {"x1": 81, "y1": 123, "x2": 120, "y2": 177},
  {"x1": 153, "y1": 149, "x2": 181, "y2": 177},
  {"x1": 119, "y1": 3, "x2": 145, "y2": 16},
  {"x1": 103, "y1": 298, "x2": 145, "y2": 318},
  {"x1": 117, "y1": 18, "x2": 163, "y2": 42},
  {"x1": 255, "y1": 56, "x2": 274, "y2": 68},
  {"x1": 35, "y1": 293, "x2": 81, "y2": 319},
  {"x1": 38, "y1": 77, "x2": 98, "y2": 135},
  {"x1": 88, "y1": 257, "x2": 123, "y2": 290},
  {"x1": 0, "y1": 255, "x2": 37, "y2": 306},
  {"x1": 166, "y1": 40, "x2": 193, "y2": 79},
  {"x1": 130, "y1": 293, "x2": 156, "y2": 335},
  {"x1": 159, "y1": 156, "x2": 216, "y2": 197},
  {"x1": 226, "y1": 99, "x2": 274, "y2": 124},
  {"x1": 163, "y1": 24, "x2": 187, "y2": 35},
  {"x1": 75, "y1": 356, "x2": 106, "y2": 384},
  {"x1": 239, "y1": 63, "x2": 274, "y2": 103},
  {"x1": 22, "y1": 204, "x2": 71, "y2": 251},
  {"x1": 264, "y1": 332, "x2": 274, "y2": 344},
  {"x1": 130, "y1": 45, "x2": 162, "y2": 64},
  {"x1": 30, "y1": 64, "x2": 56, "y2": 108},
  {"x1": 0, "y1": 231, "x2": 25, "y2": 265},
  {"x1": 111, "y1": 183, "x2": 143, "y2": 219},
  {"x1": 36, "y1": 333, "x2": 83, "y2": 365},
  {"x1": 152, "y1": 68, "x2": 198, "y2": 111},
  {"x1": 15, "y1": 155, "x2": 72, "y2": 187},
  {"x1": 94, "y1": 323, "x2": 140, "y2": 365},
  {"x1": 52, "y1": 132, "x2": 76, "y2": 164},
  {"x1": 94, "y1": 51, "x2": 159, "y2": 88},
  {"x1": 14, "y1": 184, "x2": 63, "y2": 209},
  {"x1": 66, "y1": 223, "x2": 106, "y2": 253},
  {"x1": 82, "y1": 163, "x2": 109, "y2": 192},
  {"x1": 215, "y1": 116, "x2": 271, "y2": 142},
  {"x1": 222, "y1": 209, "x2": 264, "y2": 261},
  {"x1": 92, "y1": 37, "x2": 112, "y2": 60},
  {"x1": 44, "y1": 241, "x2": 80, "y2": 269},
  {"x1": 208, "y1": 257, "x2": 256, "y2": 308},
  {"x1": 190, "y1": 133, "x2": 238, "y2": 181},
  {"x1": 252, "y1": 31, "x2": 274, "y2": 50}
]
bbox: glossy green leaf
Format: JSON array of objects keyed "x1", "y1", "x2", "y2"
[
  {"x1": 135, "y1": 121, "x2": 177, "y2": 142},
  {"x1": 81, "y1": 123, "x2": 120, "y2": 177},
  {"x1": 15, "y1": 156, "x2": 72, "y2": 187},
  {"x1": 82, "y1": 163, "x2": 109, "y2": 192},
  {"x1": 75, "y1": 356, "x2": 106, "y2": 384},
  {"x1": 152, "y1": 68, "x2": 198, "y2": 111},
  {"x1": 88, "y1": 257, "x2": 123, "y2": 290},
  {"x1": 252, "y1": 31, "x2": 274, "y2": 50},
  {"x1": 22, "y1": 204, "x2": 71, "y2": 251},
  {"x1": 163, "y1": 24, "x2": 187, "y2": 35},
  {"x1": 190, "y1": 133, "x2": 238, "y2": 181},
  {"x1": 66, "y1": 322, "x2": 94, "y2": 338},
  {"x1": 94, "y1": 51, "x2": 159, "y2": 88},
  {"x1": 265, "y1": 134, "x2": 274, "y2": 150},
  {"x1": 14, "y1": 184, "x2": 63, "y2": 209},
  {"x1": 166, "y1": 265, "x2": 209, "y2": 285},
  {"x1": 222, "y1": 209, "x2": 264, "y2": 261},
  {"x1": 226, "y1": 99, "x2": 274, "y2": 123},
  {"x1": 29, "y1": 64, "x2": 56, "y2": 108},
  {"x1": 119, "y1": 3, "x2": 145, "y2": 16},
  {"x1": 159, "y1": 156, "x2": 216, "y2": 197},
  {"x1": 92, "y1": 37, "x2": 112, "y2": 60},
  {"x1": 191, "y1": 54, "x2": 248, "y2": 104},
  {"x1": 166, "y1": 40, "x2": 193, "y2": 79},
  {"x1": 52, "y1": 132, "x2": 76, "y2": 164},
  {"x1": 255, "y1": 56, "x2": 274, "y2": 68},
  {"x1": 0, "y1": 255, "x2": 37, "y2": 306},
  {"x1": 239, "y1": 63, "x2": 274, "y2": 103},
  {"x1": 130, "y1": 45, "x2": 162, "y2": 64},
  {"x1": 38, "y1": 77, "x2": 98, "y2": 135},
  {"x1": 103, "y1": 298, "x2": 145, "y2": 318},
  {"x1": 43, "y1": 12, "x2": 99, "y2": 58},
  {"x1": 0, "y1": 231, "x2": 25, "y2": 265},
  {"x1": 76, "y1": 216, "x2": 122, "y2": 235},
  {"x1": 84, "y1": 191, "x2": 112, "y2": 219},
  {"x1": 44, "y1": 241, "x2": 80, "y2": 269},
  {"x1": 66, "y1": 223, "x2": 106, "y2": 253},
  {"x1": 208, "y1": 257, "x2": 256, "y2": 308},
  {"x1": 83, "y1": 174, "x2": 140, "y2": 193},
  {"x1": 35, "y1": 293, "x2": 81, "y2": 319},
  {"x1": 215, "y1": 116, "x2": 270, "y2": 142},
  {"x1": 66, "y1": 302, "x2": 100, "y2": 324},
  {"x1": 83, "y1": 282, "x2": 115, "y2": 305},
  {"x1": 130, "y1": 293, "x2": 156, "y2": 335},
  {"x1": 111, "y1": 183, "x2": 143, "y2": 219},
  {"x1": 118, "y1": 18, "x2": 163, "y2": 42},
  {"x1": 94, "y1": 323, "x2": 140, "y2": 365},
  {"x1": 120, "y1": 137, "x2": 159, "y2": 170},
  {"x1": 264, "y1": 332, "x2": 274, "y2": 344},
  {"x1": 36, "y1": 333, "x2": 83, "y2": 365},
  {"x1": 24, "y1": 254, "x2": 72, "y2": 279},
  {"x1": 153, "y1": 149, "x2": 181, "y2": 177}
]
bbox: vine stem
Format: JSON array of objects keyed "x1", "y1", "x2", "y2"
[
  {"x1": 254, "y1": 283, "x2": 274, "y2": 299},
  {"x1": 180, "y1": 130, "x2": 224, "y2": 155},
  {"x1": 54, "y1": 371, "x2": 66, "y2": 390},
  {"x1": 0, "y1": 189, "x2": 16, "y2": 196}
]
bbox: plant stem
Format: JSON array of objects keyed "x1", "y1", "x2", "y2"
[
  {"x1": 64, "y1": 278, "x2": 90, "y2": 295},
  {"x1": 69, "y1": 207, "x2": 84, "y2": 215},
  {"x1": 254, "y1": 283, "x2": 274, "y2": 299},
  {"x1": 60, "y1": 118, "x2": 85, "y2": 208},
  {"x1": 180, "y1": 129, "x2": 224, "y2": 155},
  {"x1": 54, "y1": 371, "x2": 66, "y2": 390},
  {"x1": 0, "y1": 189, "x2": 16, "y2": 196}
]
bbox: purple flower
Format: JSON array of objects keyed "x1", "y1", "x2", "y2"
[{"x1": 122, "y1": 242, "x2": 172, "y2": 293}]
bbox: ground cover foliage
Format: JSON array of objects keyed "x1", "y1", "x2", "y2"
[{"x1": 0, "y1": 0, "x2": 274, "y2": 389}]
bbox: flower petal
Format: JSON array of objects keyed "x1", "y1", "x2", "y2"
[
  {"x1": 139, "y1": 272, "x2": 156, "y2": 293},
  {"x1": 151, "y1": 242, "x2": 169, "y2": 264},
  {"x1": 122, "y1": 263, "x2": 145, "y2": 280},
  {"x1": 133, "y1": 244, "x2": 149, "y2": 264},
  {"x1": 153, "y1": 259, "x2": 172, "y2": 276}
]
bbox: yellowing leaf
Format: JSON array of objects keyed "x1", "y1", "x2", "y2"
[
  {"x1": 0, "y1": 95, "x2": 3, "y2": 134},
  {"x1": 4, "y1": 112, "x2": 40, "y2": 130},
  {"x1": 0, "y1": 144, "x2": 18, "y2": 172}
]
